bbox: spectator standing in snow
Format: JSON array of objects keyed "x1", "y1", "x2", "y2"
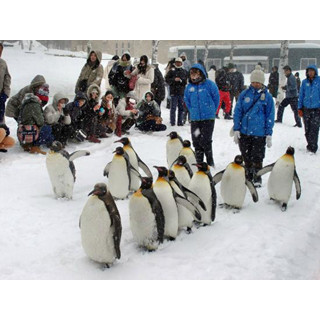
[
  {"x1": 233, "y1": 65, "x2": 275, "y2": 186},
  {"x1": 6, "y1": 75, "x2": 46, "y2": 121},
  {"x1": 295, "y1": 72, "x2": 301, "y2": 93},
  {"x1": 151, "y1": 62, "x2": 165, "y2": 109},
  {"x1": 298, "y1": 64, "x2": 320, "y2": 154},
  {"x1": 136, "y1": 91, "x2": 166, "y2": 132},
  {"x1": 268, "y1": 66, "x2": 279, "y2": 99},
  {"x1": 215, "y1": 67, "x2": 232, "y2": 119},
  {"x1": 43, "y1": 92, "x2": 71, "y2": 146},
  {"x1": 108, "y1": 52, "x2": 134, "y2": 100},
  {"x1": 164, "y1": 58, "x2": 176, "y2": 109},
  {"x1": 0, "y1": 43, "x2": 11, "y2": 125},
  {"x1": 165, "y1": 57, "x2": 188, "y2": 126},
  {"x1": 0, "y1": 123, "x2": 15, "y2": 152},
  {"x1": 208, "y1": 65, "x2": 216, "y2": 83},
  {"x1": 104, "y1": 55, "x2": 119, "y2": 90},
  {"x1": 184, "y1": 63, "x2": 220, "y2": 167},
  {"x1": 75, "y1": 50, "x2": 104, "y2": 94},
  {"x1": 127, "y1": 55, "x2": 154, "y2": 102},
  {"x1": 180, "y1": 52, "x2": 192, "y2": 73},
  {"x1": 97, "y1": 90, "x2": 117, "y2": 137},
  {"x1": 275, "y1": 65, "x2": 302, "y2": 128},
  {"x1": 227, "y1": 63, "x2": 244, "y2": 115}
]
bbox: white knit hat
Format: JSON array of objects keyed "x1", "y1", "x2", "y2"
[{"x1": 250, "y1": 65, "x2": 265, "y2": 84}]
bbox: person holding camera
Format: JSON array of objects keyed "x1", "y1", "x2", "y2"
[
  {"x1": 97, "y1": 90, "x2": 117, "y2": 137},
  {"x1": 44, "y1": 92, "x2": 71, "y2": 146}
]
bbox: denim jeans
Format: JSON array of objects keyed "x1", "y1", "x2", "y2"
[{"x1": 170, "y1": 95, "x2": 184, "y2": 125}]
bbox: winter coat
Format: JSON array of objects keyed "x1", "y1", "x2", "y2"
[
  {"x1": 208, "y1": 69, "x2": 216, "y2": 83},
  {"x1": 75, "y1": 50, "x2": 104, "y2": 94},
  {"x1": 268, "y1": 71, "x2": 279, "y2": 91},
  {"x1": 19, "y1": 93, "x2": 45, "y2": 127},
  {"x1": 100, "y1": 95, "x2": 117, "y2": 131},
  {"x1": 80, "y1": 83, "x2": 101, "y2": 122},
  {"x1": 43, "y1": 93, "x2": 71, "y2": 125},
  {"x1": 5, "y1": 75, "x2": 46, "y2": 119},
  {"x1": 296, "y1": 77, "x2": 301, "y2": 93},
  {"x1": 131, "y1": 65, "x2": 155, "y2": 101},
  {"x1": 116, "y1": 98, "x2": 138, "y2": 123},
  {"x1": 228, "y1": 71, "x2": 244, "y2": 95},
  {"x1": 298, "y1": 65, "x2": 320, "y2": 110},
  {"x1": 108, "y1": 59, "x2": 133, "y2": 96},
  {"x1": 64, "y1": 91, "x2": 88, "y2": 130},
  {"x1": 0, "y1": 58, "x2": 11, "y2": 97},
  {"x1": 151, "y1": 66, "x2": 165, "y2": 102},
  {"x1": 233, "y1": 85, "x2": 275, "y2": 137},
  {"x1": 165, "y1": 67, "x2": 188, "y2": 96},
  {"x1": 136, "y1": 91, "x2": 161, "y2": 124},
  {"x1": 215, "y1": 68, "x2": 230, "y2": 92},
  {"x1": 283, "y1": 72, "x2": 298, "y2": 98},
  {"x1": 104, "y1": 60, "x2": 116, "y2": 89},
  {"x1": 184, "y1": 63, "x2": 220, "y2": 121}
]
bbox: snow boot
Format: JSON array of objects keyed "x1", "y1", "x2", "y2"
[
  {"x1": 29, "y1": 146, "x2": 47, "y2": 155},
  {"x1": 87, "y1": 135, "x2": 101, "y2": 143}
]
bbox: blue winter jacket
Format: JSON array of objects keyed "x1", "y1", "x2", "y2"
[
  {"x1": 233, "y1": 85, "x2": 275, "y2": 137},
  {"x1": 298, "y1": 64, "x2": 320, "y2": 109},
  {"x1": 184, "y1": 63, "x2": 220, "y2": 121}
]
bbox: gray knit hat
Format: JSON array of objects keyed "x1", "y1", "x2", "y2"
[{"x1": 250, "y1": 65, "x2": 265, "y2": 84}]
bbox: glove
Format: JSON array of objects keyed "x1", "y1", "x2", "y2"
[
  {"x1": 298, "y1": 109, "x2": 303, "y2": 118},
  {"x1": 233, "y1": 131, "x2": 241, "y2": 144},
  {"x1": 266, "y1": 135, "x2": 272, "y2": 148},
  {"x1": 0, "y1": 93, "x2": 8, "y2": 103},
  {"x1": 63, "y1": 108, "x2": 70, "y2": 116},
  {"x1": 0, "y1": 123, "x2": 10, "y2": 136}
]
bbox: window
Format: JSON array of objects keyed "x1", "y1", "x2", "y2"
[
  {"x1": 300, "y1": 58, "x2": 317, "y2": 70},
  {"x1": 206, "y1": 58, "x2": 221, "y2": 70},
  {"x1": 272, "y1": 58, "x2": 280, "y2": 68}
]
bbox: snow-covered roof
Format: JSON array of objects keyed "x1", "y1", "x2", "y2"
[
  {"x1": 169, "y1": 42, "x2": 320, "y2": 52},
  {"x1": 224, "y1": 56, "x2": 269, "y2": 61}
]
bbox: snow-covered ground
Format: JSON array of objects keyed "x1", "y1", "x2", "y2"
[{"x1": 1, "y1": 43, "x2": 320, "y2": 280}]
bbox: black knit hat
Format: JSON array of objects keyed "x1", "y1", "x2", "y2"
[
  {"x1": 104, "y1": 90, "x2": 114, "y2": 97},
  {"x1": 283, "y1": 65, "x2": 292, "y2": 71}
]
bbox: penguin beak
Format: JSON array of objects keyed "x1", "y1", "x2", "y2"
[
  {"x1": 88, "y1": 189, "x2": 95, "y2": 196},
  {"x1": 192, "y1": 163, "x2": 200, "y2": 168},
  {"x1": 88, "y1": 189, "x2": 99, "y2": 196},
  {"x1": 114, "y1": 139, "x2": 122, "y2": 144}
]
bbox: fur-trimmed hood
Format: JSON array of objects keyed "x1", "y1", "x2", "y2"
[
  {"x1": 87, "y1": 50, "x2": 102, "y2": 65},
  {"x1": 22, "y1": 93, "x2": 41, "y2": 106},
  {"x1": 87, "y1": 83, "x2": 101, "y2": 102},
  {"x1": 52, "y1": 93, "x2": 69, "y2": 108},
  {"x1": 30, "y1": 75, "x2": 46, "y2": 90}
]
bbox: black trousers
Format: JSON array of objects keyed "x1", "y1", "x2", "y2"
[
  {"x1": 136, "y1": 120, "x2": 166, "y2": 132},
  {"x1": 303, "y1": 108, "x2": 320, "y2": 153},
  {"x1": 191, "y1": 120, "x2": 215, "y2": 166},
  {"x1": 277, "y1": 97, "x2": 302, "y2": 126},
  {"x1": 51, "y1": 123, "x2": 74, "y2": 144},
  {"x1": 239, "y1": 134, "x2": 266, "y2": 180}
]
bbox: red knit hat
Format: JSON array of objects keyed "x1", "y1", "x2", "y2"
[{"x1": 36, "y1": 84, "x2": 49, "y2": 102}]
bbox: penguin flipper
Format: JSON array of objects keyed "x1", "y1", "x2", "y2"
[
  {"x1": 256, "y1": 163, "x2": 275, "y2": 177},
  {"x1": 293, "y1": 169, "x2": 301, "y2": 200},
  {"x1": 175, "y1": 193, "x2": 202, "y2": 221},
  {"x1": 137, "y1": 157, "x2": 152, "y2": 178},
  {"x1": 103, "y1": 162, "x2": 111, "y2": 177},
  {"x1": 185, "y1": 163, "x2": 193, "y2": 178},
  {"x1": 213, "y1": 170, "x2": 225, "y2": 185},
  {"x1": 69, "y1": 150, "x2": 90, "y2": 162},
  {"x1": 179, "y1": 183, "x2": 207, "y2": 211},
  {"x1": 245, "y1": 180, "x2": 259, "y2": 202},
  {"x1": 210, "y1": 182, "x2": 217, "y2": 222}
]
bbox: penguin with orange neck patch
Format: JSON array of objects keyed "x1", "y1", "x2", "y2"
[
  {"x1": 256, "y1": 147, "x2": 301, "y2": 211},
  {"x1": 213, "y1": 155, "x2": 258, "y2": 213}
]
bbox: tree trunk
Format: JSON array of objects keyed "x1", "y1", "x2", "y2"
[
  {"x1": 20, "y1": 40, "x2": 24, "y2": 50},
  {"x1": 193, "y1": 40, "x2": 197, "y2": 64},
  {"x1": 203, "y1": 41, "x2": 210, "y2": 67},
  {"x1": 230, "y1": 41, "x2": 236, "y2": 64},
  {"x1": 151, "y1": 40, "x2": 160, "y2": 64},
  {"x1": 29, "y1": 40, "x2": 33, "y2": 51},
  {"x1": 277, "y1": 40, "x2": 289, "y2": 106}
]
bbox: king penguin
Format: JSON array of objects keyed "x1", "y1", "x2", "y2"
[
  {"x1": 188, "y1": 162, "x2": 217, "y2": 226},
  {"x1": 179, "y1": 140, "x2": 197, "y2": 174},
  {"x1": 115, "y1": 137, "x2": 152, "y2": 191},
  {"x1": 168, "y1": 170, "x2": 203, "y2": 233},
  {"x1": 80, "y1": 183, "x2": 122, "y2": 268},
  {"x1": 166, "y1": 131, "x2": 184, "y2": 168},
  {"x1": 129, "y1": 177, "x2": 165, "y2": 251},
  {"x1": 103, "y1": 146, "x2": 140, "y2": 199},
  {"x1": 46, "y1": 141, "x2": 90, "y2": 199},
  {"x1": 213, "y1": 155, "x2": 259, "y2": 212},
  {"x1": 171, "y1": 155, "x2": 193, "y2": 187},
  {"x1": 256, "y1": 146, "x2": 301, "y2": 211}
]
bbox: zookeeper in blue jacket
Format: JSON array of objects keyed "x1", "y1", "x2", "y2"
[
  {"x1": 184, "y1": 63, "x2": 220, "y2": 167},
  {"x1": 233, "y1": 65, "x2": 275, "y2": 187},
  {"x1": 298, "y1": 64, "x2": 320, "y2": 154}
]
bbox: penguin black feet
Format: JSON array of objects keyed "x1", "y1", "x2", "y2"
[
  {"x1": 281, "y1": 203, "x2": 287, "y2": 212},
  {"x1": 186, "y1": 227, "x2": 192, "y2": 234},
  {"x1": 233, "y1": 207, "x2": 240, "y2": 214},
  {"x1": 102, "y1": 263, "x2": 110, "y2": 270},
  {"x1": 168, "y1": 236, "x2": 176, "y2": 241}
]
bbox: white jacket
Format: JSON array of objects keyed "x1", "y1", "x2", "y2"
[{"x1": 131, "y1": 65, "x2": 154, "y2": 101}]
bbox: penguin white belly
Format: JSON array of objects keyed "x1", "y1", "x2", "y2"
[
  {"x1": 153, "y1": 179, "x2": 178, "y2": 238},
  {"x1": 170, "y1": 182, "x2": 193, "y2": 229},
  {"x1": 125, "y1": 147, "x2": 140, "y2": 191},
  {"x1": 81, "y1": 196, "x2": 115, "y2": 264},
  {"x1": 46, "y1": 153, "x2": 74, "y2": 199},
  {"x1": 188, "y1": 174, "x2": 212, "y2": 225},
  {"x1": 268, "y1": 160, "x2": 294, "y2": 203},
  {"x1": 221, "y1": 165, "x2": 246, "y2": 208},
  {"x1": 129, "y1": 192, "x2": 158, "y2": 250},
  {"x1": 167, "y1": 140, "x2": 183, "y2": 167},
  {"x1": 180, "y1": 149, "x2": 197, "y2": 174},
  {"x1": 108, "y1": 156, "x2": 130, "y2": 199},
  {"x1": 172, "y1": 166, "x2": 191, "y2": 187}
]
